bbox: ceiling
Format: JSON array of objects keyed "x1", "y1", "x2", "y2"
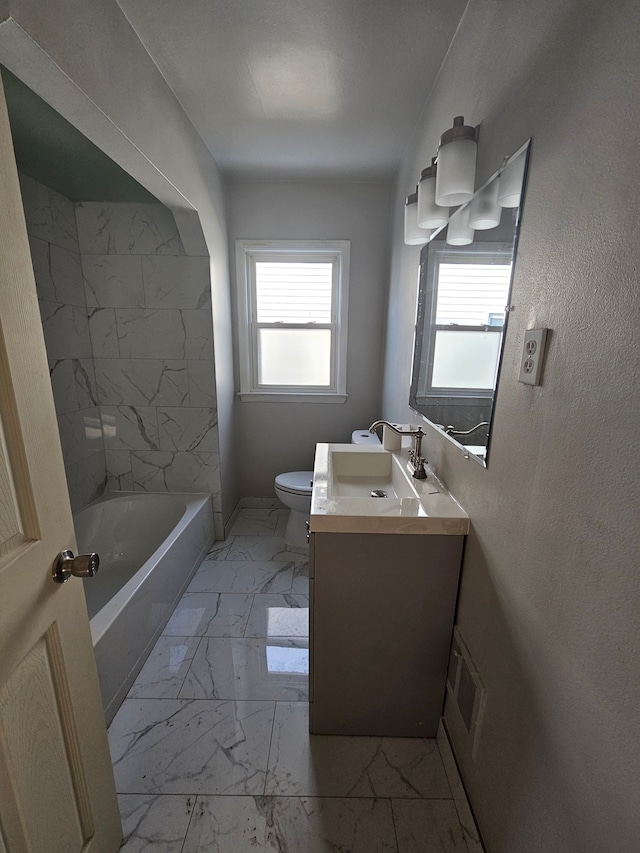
[
  {"x1": 117, "y1": 0, "x2": 469, "y2": 181},
  {"x1": 2, "y1": 1, "x2": 469, "y2": 200}
]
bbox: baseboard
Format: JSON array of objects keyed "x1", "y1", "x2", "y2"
[{"x1": 222, "y1": 499, "x2": 242, "y2": 539}]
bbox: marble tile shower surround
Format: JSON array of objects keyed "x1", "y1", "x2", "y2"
[
  {"x1": 109, "y1": 505, "x2": 481, "y2": 852},
  {"x1": 20, "y1": 173, "x2": 222, "y2": 527},
  {"x1": 20, "y1": 172, "x2": 107, "y2": 512}
]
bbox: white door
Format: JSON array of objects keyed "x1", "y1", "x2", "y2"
[{"x1": 0, "y1": 82, "x2": 121, "y2": 851}]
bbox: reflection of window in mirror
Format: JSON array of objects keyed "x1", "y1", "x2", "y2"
[{"x1": 418, "y1": 245, "x2": 512, "y2": 398}]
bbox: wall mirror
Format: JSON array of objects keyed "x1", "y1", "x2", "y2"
[{"x1": 409, "y1": 140, "x2": 530, "y2": 466}]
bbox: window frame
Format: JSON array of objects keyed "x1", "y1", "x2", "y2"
[
  {"x1": 235, "y1": 240, "x2": 350, "y2": 402},
  {"x1": 413, "y1": 243, "x2": 513, "y2": 405}
]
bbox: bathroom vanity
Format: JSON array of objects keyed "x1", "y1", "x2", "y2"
[{"x1": 308, "y1": 443, "x2": 468, "y2": 737}]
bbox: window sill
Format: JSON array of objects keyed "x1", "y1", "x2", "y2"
[{"x1": 238, "y1": 391, "x2": 348, "y2": 404}]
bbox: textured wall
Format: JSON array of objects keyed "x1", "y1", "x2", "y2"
[
  {"x1": 226, "y1": 180, "x2": 393, "y2": 496},
  {"x1": 381, "y1": 0, "x2": 640, "y2": 850}
]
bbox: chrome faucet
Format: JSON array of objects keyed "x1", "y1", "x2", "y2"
[
  {"x1": 444, "y1": 421, "x2": 489, "y2": 438},
  {"x1": 369, "y1": 420, "x2": 427, "y2": 479}
]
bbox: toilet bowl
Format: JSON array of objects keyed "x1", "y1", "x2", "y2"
[
  {"x1": 274, "y1": 471, "x2": 314, "y2": 549},
  {"x1": 275, "y1": 430, "x2": 381, "y2": 548}
]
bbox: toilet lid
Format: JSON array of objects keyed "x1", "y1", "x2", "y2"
[{"x1": 275, "y1": 471, "x2": 314, "y2": 495}]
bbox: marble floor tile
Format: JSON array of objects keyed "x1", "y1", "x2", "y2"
[
  {"x1": 244, "y1": 594, "x2": 309, "y2": 638},
  {"x1": 241, "y1": 497, "x2": 281, "y2": 509},
  {"x1": 240, "y1": 507, "x2": 289, "y2": 519},
  {"x1": 109, "y1": 698, "x2": 275, "y2": 795},
  {"x1": 187, "y1": 560, "x2": 294, "y2": 594},
  {"x1": 206, "y1": 535, "x2": 308, "y2": 563},
  {"x1": 265, "y1": 703, "x2": 450, "y2": 799},
  {"x1": 178, "y1": 637, "x2": 308, "y2": 701},
  {"x1": 162, "y1": 592, "x2": 253, "y2": 637},
  {"x1": 128, "y1": 636, "x2": 201, "y2": 699},
  {"x1": 392, "y1": 799, "x2": 468, "y2": 853},
  {"x1": 104, "y1": 498, "x2": 473, "y2": 852},
  {"x1": 182, "y1": 795, "x2": 397, "y2": 853},
  {"x1": 291, "y1": 561, "x2": 310, "y2": 594},
  {"x1": 118, "y1": 793, "x2": 194, "y2": 852},
  {"x1": 227, "y1": 510, "x2": 282, "y2": 536}
]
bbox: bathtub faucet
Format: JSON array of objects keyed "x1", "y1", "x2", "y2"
[{"x1": 368, "y1": 420, "x2": 427, "y2": 479}]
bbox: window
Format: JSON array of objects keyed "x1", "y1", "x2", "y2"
[
  {"x1": 235, "y1": 240, "x2": 350, "y2": 401},
  {"x1": 415, "y1": 245, "x2": 513, "y2": 401}
]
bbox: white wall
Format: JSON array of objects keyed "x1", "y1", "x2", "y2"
[
  {"x1": 226, "y1": 181, "x2": 393, "y2": 495},
  {"x1": 0, "y1": 0, "x2": 239, "y2": 524},
  {"x1": 382, "y1": 0, "x2": 640, "y2": 850}
]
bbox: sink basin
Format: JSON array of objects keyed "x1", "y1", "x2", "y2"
[
  {"x1": 311, "y1": 444, "x2": 469, "y2": 535},
  {"x1": 327, "y1": 449, "x2": 418, "y2": 499}
]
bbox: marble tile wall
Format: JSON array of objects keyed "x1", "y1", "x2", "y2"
[
  {"x1": 20, "y1": 172, "x2": 107, "y2": 512},
  {"x1": 20, "y1": 175, "x2": 222, "y2": 531},
  {"x1": 74, "y1": 201, "x2": 222, "y2": 534}
]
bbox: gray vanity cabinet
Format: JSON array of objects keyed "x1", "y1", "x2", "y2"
[{"x1": 308, "y1": 531, "x2": 464, "y2": 738}]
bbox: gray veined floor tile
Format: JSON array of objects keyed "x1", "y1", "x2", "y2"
[
  {"x1": 244, "y1": 594, "x2": 309, "y2": 638},
  {"x1": 118, "y1": 794, "x2": 195, "y2": 852},
  {"x1": 162, "y1": 592, "x2": 253, "y2": 637},
  {"x1": 187, "y1": 560, "x2": 295, "y2": 594},
  {"x1": 392, "y1": 800, "x2": 468, "y2": 853},
  {"x1": 206, "y1": 535, "x2": 308, "y2": 564},
  {"x1": 109, "y1": 698, "x2": 275, "y2": 795},
  {"x1": 182, "y1": 795, "x2": 398, "y2": 853},
  {"x1": 128, "y1": 636, "x2": 201, "y2": 699},
  {"x1": 227, "y1": 510, "x2": 283, "y2": 536},
  {"x1": 265, "y1": 703, "x2": 450, "y2": 799},
  {"x1": 178, "y1": 637, "x2": 309, "y2": 701}
]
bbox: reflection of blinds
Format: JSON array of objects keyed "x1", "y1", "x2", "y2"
[
  {"x1": 436, "y1": 262, "x2": 512, "y2": 325},
  {"x1": 255, "y1": 262, "x2": 333, "y2": 323}
]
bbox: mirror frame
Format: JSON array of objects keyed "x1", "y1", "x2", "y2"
[{"x1": 409, "y1": 140, "x2": 531, "y2": 466}]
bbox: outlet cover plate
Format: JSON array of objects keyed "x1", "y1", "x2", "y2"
[{"x1": 518, "y1": 328, "x2": 548, "y2": 385}]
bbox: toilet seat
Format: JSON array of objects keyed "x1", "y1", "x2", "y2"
[{"x1": 275, "y1": 471, "x2": 313, "y2": 496}]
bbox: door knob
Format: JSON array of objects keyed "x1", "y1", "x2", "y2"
[{"x1": 52, "y1": 550, "x2": 100, "y2": 584}]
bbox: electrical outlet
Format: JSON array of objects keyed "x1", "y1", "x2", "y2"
[{"x1": 518, "y1": 328, "x2": 548, "y2": 385}]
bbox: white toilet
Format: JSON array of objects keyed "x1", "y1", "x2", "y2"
[{"x1": 274, "y1": 429, "x2": 381, "y2": 549}]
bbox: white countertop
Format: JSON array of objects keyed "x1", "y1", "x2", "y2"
[{"x1": 310, "y1": 444, "x2": 469, "y2": 535}]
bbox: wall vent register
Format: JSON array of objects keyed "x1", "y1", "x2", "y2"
[{"x1": 446, "y1": 627, "x2": 486, "y2": 758}]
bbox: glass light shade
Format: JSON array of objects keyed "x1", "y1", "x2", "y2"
[
  {"x1": 446, "y1": 206, "x2": 474, "y2": 246},
  {"x1": 418, "y1": 170, "x2": 448, "y2": 229},
  {"x1": 498, "y1": 149, "x2": 526, "y2": 207},
  {"x1": 435, "y1": 117, "x2": 478, "y2": 207},
  {"x1": 468, "y1": 179, "x2": 502, "y2": 230},
  {"x1": 404, "y1": 193, "x2": 429, "y2": 245}
]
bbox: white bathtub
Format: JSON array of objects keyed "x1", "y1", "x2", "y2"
[{"x1": 74, "y1": 492, "x2": 214, "y2": 723}]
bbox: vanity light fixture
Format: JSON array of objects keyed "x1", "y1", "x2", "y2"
[
  {"x1": 417, "y1": 159, "x2": 448, "y2": 229},
  {"x1": 435, "y1": 116, "x2": 478, "y2": 207},
  {"x1": 468, "y1": 179, "x2": 502, "y2": 230},
  {"x1": 498, "y1": 148, "x2": 527, "y2": 207},
  {"x1": 446, "y1": 205, "x2": 474, "y2": 246},
  {"x1": 404, "y1": 188, "x2": 430, "y2": 245}
]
